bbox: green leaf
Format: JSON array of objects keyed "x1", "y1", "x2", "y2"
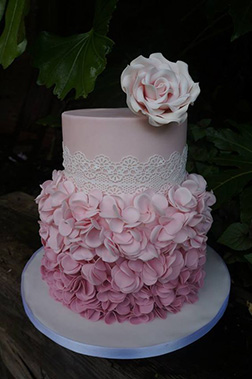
[
  {"x1": 244, "y1": 253, "x2": 252, "y2": 265},
  {"x1": 240, "y1": 187, "x2": 252, "y2": 225},
  {"x1": 93, "y1": 0, "x2": 118, "y2": 35},
  {"x1": 189, "y1": 124, "x2": 207, "y2": 141},
  {"x1": 208, "y1": 169, "x2": 252, "y2": 206},
  {"x1": 224, "y1": 251, "x2": 246, "y2": 264},
  {"x1": 36, "y1": 114, "x2": 61, "y2": 128},
  {"x1": 206, "y1": 127, "x2": 252, "y2": 157},
  {"x1": 229, "y1": 0, "x2": 252, "y2": 41},
  {"x1": 32, "y1": 0, "x2": 117, "y2": 100},
  {"x1": 33, "y1": 30, "x2": 114, "y2": 99},
  {"x1": 0, "y1": 0, "x2": 29, "y2": 69},
  {"x1": 218, "y1": 222, "x2": 252, "y2": 251},
  {"x1": 0, "y1": 0, "x2": 7, "y2": 22},
  {"x1": 213, "y1": 155, "x2": 252, "y2": 167}
]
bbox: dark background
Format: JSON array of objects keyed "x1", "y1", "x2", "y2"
[{"x1": 0, "y1": 1, "x2": 251, "y2": 377}]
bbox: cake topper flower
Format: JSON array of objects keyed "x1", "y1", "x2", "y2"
[{"x1": 121, "y1": 53, "x2": 200, "y2": 127}]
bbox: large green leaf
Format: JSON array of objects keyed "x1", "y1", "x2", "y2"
[
  {"x1": 244, "y1": 253, "x2": 252, "y2": 265},
  {"x1": 33, "y1": 31, "x2": 114, "y2": 99},
  {"x1": 203, "y1": 125, "x2": 252, "y2": 206},
  {"x1": 206, "y1": 127, "x2": 252, "y2": 157},
  {"x1": 213, "y1": 155, "x2": 252, "y2": 167},
  {"x1": 229, "y1": 0, "x2": 252, "y2": 41},
  {"x1": 0, "y1": 0, "x2": 7, "y2": 22},
  {"x1": 240, "y1": 187, "x2": 252, "y2": 225},
  {"x1": 208, "y1": 168, "x2": 252, "y2": 206},
  {"x1": 0, "y1": 0, "x2": 29, "y2": 69},
  {"x1": 93, "y1": 0, "x2": 118, "y2": 35},
  {"x1": 32, "y1": 0, "x2": 117, "y2": 100},
  {"x1": 218, "y1": 222, "x2": 252, "y2": 251}
]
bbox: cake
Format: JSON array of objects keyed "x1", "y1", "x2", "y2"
[{"x1": 36, "y1": 53, "x2": 215, "y2": 324}]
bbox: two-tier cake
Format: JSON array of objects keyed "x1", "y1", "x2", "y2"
[{"x1": 36, "y1": 53, "x2": 215, "y2": 324}]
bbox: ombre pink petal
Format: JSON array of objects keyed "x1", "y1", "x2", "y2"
[
  {"x1": 185, "y1": 249, "x2": 199, "y2": 269},
  {"x1": 182, "y1": 179, "x2": 198, "y2": 193},
  {"x1": 85, "y1": 227, "x2": 103, "y2": 248},
  {"x1": 111, "y1": 263, "x2": 143, "y2": 293},
  {"x1": 50, "y1": 191, "x2": 68, "y2": 207},
  {"x1": 109, "y1": 218, "x2": 124, "y2": 233},
  {"x1": 174, "y1": 187, "x2": 193, "y2": 205},
  {"x1": 47, "y1": 226, "x2": 63, "y2": 252},
  {"x1": 53, "y1": 208, "x2": 63, "y2": 225},
  {"x1": 180, "y1": 270, "x2": 191, "y2": 284},
  {"x1": 173, "y1": 228, "x2": 189, "y2": 243},
  {"x1": 151, "y1": 193, "x2": 168, "y2": 214},
  {"x1": 186, "y1": 174, "x2": 207, "y2": 194},
  {"x1": 154, "y1": 307, "x2": 167, "y2": 319},
  {"x1": 134, "y1": 193, "x2": 150, "y2": 213},
  {"x1": 101, "y1": 300, "x2": 115, "y2": 312},
  {"x1": 61, "y1": 180, "x2": 75, "y2": 194},
  {"x1": 89, "y1": 189, "x2": 103, "y2": 205},
  {"x1": 81, "y1": 261, "x2": 108, "y2": 285},
  {"x1": 69, "y1": 298, "x2": 87, "y2": 313},
  {"x1": 96, "y1": 244, "x2": 119, "y2": 262},
  {"x1": 75, "y1": 279, "x2": 95, "y2": 297},
  {"x1": 142, "y1": 257, "x2": 165, "y2": 285},
  {"x1": 130, "y1": 314, "x2": 150, "y2": 325},
  {"x1": 71, "y1": 246, "x2": 95, "y2": 261},
  {"x1": 140, "y1": 243, "x2": 159, "y2": 261},
  {"x1": 108, "y1": 291, "x2": 126, "y2": 303},
  {"x1": 69, "y1": 192, "x2": 88, "y2": 206},
  {"x1": 186, "y1": 293, "x2": 198, "y2": 304},
  {"x1": 100, "y1": 195, "x2": 124, "y2": 218},
  {"x1": 104, "y1": 311, "x2": 118, "y2": 324},
  {"x1": 62, "y1": 291, "x2": 75, "y2": 305},
  {"x1": 81, "y1": 309, "x2": 101, "y2": 321},
  {"x1": 116, "y1": 300, "x2": 132, "y2": 315},
  {"x1": 122, "y1": 206, "x2": 140, "y2": 224},
  {"x1": 138, "y1": 301, "x2": 154, "y2": 314},
  {"x1": 59, "y1": 219, "x2": 74, "y2": 236},
  {"x1": 60, "y1": 255, "x2": 81, "y2": 274},
  {"x1": 128, "y1": 260, "x2": 143, "y2": 273}
]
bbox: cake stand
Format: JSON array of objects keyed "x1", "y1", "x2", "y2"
[{"x1": 21, "y1": 246, "x2": 230, "y2": 359}]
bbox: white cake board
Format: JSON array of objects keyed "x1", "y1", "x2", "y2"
[{"x1": 21, "y1": 246, "x2": 230, "y2": 359}]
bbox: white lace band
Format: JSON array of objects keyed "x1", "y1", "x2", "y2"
[{"x1": 62, "y1": 144, "x2": 188, "y2": 195}]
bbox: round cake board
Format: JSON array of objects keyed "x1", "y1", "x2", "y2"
[{"x1": 21, "y1": 246, "x2": 230, "y2": 359}]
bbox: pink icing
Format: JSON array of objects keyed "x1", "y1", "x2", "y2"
[
  {"x1": 62, "y1": 108, "x2": 187, "y2": 161},
  {"x1": 37, "y1": 170, "x2": 215, "y2": 324}
]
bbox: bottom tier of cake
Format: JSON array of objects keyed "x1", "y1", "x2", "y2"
[{"x1": 36, "y1": 170, "x2": 215, "y2": 324}]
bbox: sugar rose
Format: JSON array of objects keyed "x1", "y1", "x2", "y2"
[{"x1": 121, "y1": 53, "x2": 200, "y2": 127}]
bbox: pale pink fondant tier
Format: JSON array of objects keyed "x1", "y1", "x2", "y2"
[{"x1": 62, "y1": 108, "x2": 187, "y2": 161}]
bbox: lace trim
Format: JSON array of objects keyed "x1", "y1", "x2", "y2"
[{"x1": 63, "y1": 144, "x2": 188, "y2": 194}]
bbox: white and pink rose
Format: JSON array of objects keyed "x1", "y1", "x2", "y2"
[{"x1": 121, "y1": 53, "x2": 200, "y2": 127}]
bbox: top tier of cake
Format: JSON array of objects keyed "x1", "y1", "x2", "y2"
[
  {"x1": 61, "y1": 108, "x2": 188, "y2": 194},
  {"x1": 62, "y1": 108, "x2": 187, "y2": 161}
]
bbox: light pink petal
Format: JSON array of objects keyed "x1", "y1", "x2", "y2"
[{"x1": 122, "y1": 207, "x2": 140, "y2": 224}]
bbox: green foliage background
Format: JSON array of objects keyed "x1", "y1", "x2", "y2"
[{"x1": 0, "y1": 0, "x2": 252, "y2": 285}]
